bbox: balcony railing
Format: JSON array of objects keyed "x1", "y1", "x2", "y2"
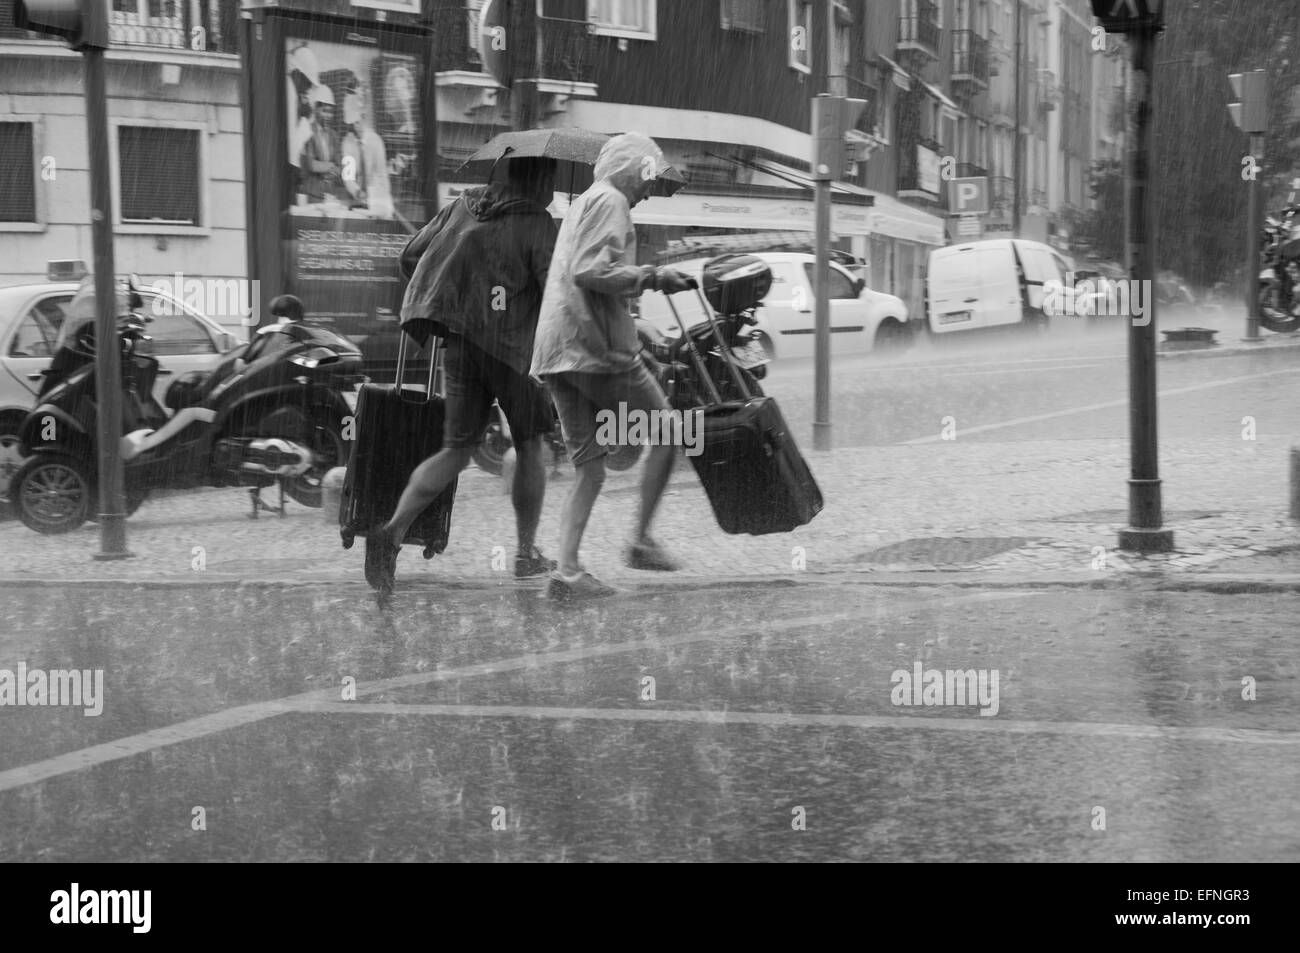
[
  {"x1": 898, "y1": 0, "x2": 939, "y2": 62},
  {"x1": 538, "y1": 15, "x2": 596, "y2": 85},
  {"x1": 431, "y1": 4, "x2": 484, "y2": 73},
  {"x1": 990, "y1": 175, "x2": 1015, "y2": 208},
  {"x1": 952, "y1": 30, "x2": 990, "y2": 86},
  {"x1": 108, "y1": 1, "x2": 239, "y2": 55}
]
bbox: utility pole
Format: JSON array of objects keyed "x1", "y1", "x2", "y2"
[
  {"x1": 1090, "y1": 0, "x2": 1172, "y2": 554},
  {"x1": 1012, "y1": 0, "x2": 1022, "y2": 235},
  {"x1": 1228, "y1": 70, "x2": 1269, "y2": 341},
  {"x1": 15, "y1": 0, "x2": 131, "y2": 559}
]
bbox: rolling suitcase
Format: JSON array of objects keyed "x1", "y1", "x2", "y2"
[
  {"x1": 338, "y1": 331, "x2": 456, "y2": 559},
  {"x1": 663, "y1": 287, "x2": 823, "y2": 535}
]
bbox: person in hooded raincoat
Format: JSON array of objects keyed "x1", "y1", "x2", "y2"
[
  {"x1": 529, "y1": 132, "x2": 694, "y2": 599},
  {"x1": 365, "y1": 157, "x2": 559, "y2": 592}
]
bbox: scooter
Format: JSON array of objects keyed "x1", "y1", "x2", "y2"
[{"x1": 12, "y1": 298, "x2": 364, "y2": 534}]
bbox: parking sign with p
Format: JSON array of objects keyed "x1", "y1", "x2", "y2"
[{"x1": 948, "y1": 177, "x2": 988, "y2": 215}]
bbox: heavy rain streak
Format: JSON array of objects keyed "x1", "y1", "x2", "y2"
[{"x1": 0, "y1": 0, "x2": 1296, "y2": 903}]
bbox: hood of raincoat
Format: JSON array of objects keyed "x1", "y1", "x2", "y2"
[
  {"x1": 464, "y1": 183, "x2": 548, "y2": 222},
  {"x1": 592, "y1": 132, "x2": 672, "y2": 201}
]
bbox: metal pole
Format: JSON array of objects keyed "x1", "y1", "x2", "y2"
[
  {"x1": 1117, "y1": 27, "x2": 1172, "y2": 553},
  {"x1": 813, "y1": 173, "x2": 832, "y2": 451},
  {"x1": 1012, "y1": 0, "x2": 1021, "y2": 235},
  {"x1": 1244, "y1": 132, "x2": 1263, "y2": 341},
  {"x1": 85, "y1": 46, "x2": 130, "y2": 559}
]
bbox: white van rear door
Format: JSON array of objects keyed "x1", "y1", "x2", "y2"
[
  {"x1": 978, "y1": 242, "x2": 1022, "y2": 326},
  {"x1": 927, "y1": 246, "x2": 982, "y2": 331}
]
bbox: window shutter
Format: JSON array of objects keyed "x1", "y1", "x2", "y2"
[
  {"x1": 0, "y1": 123, "x2": 36, "y2": 223},
  {"x1": 119, "y1": 126, "x2": 200, "y2": 225},
  {"x1": 721, "y1": 0, "x2": 764, "y2": 33}
]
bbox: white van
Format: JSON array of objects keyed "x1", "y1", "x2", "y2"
[{"x1": 925, "y1": 239, "x2": 1072, "y2": 334}]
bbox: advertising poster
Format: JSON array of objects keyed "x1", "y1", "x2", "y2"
[{"x1": 280, "y1": 25, "x2": 432, "y2": 341}]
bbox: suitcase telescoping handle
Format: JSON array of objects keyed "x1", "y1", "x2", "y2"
[
  {"x1": 661, "y1": 284, "x2": 723, "y2": 405},
  {"x1": 690, "y1": 283, "x2": 756, "y2": 402},
  {"x1": 394, "y1": 327, "x2": 441, "y2": 404}
]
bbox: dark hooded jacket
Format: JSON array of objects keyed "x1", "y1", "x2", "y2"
[{"x1": 399, "y1": 184, "x2": 557, "y2": 374}]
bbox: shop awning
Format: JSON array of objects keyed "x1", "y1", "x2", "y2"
[{"x1": 864, "y1": 191, "x2": 946, "y2": 246}]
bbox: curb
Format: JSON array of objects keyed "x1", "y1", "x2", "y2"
[
  {"x1": 1156, "y1": 334, "x2": 1300, "y2": 360},
  {"x1": 4, "y1": 570, "x2": 1300, "y2": 593}
]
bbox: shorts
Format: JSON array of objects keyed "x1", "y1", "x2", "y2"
[
  {"x1": 544, "y1": 362, "x2": 673, "y2": 467},
  {"x1": 442, "y1": 334, "x2": 554, "y2": 449}
]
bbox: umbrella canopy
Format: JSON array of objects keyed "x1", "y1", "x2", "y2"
[{"x1": 454, "y1": 128, "x2": 687, "y2": 197}]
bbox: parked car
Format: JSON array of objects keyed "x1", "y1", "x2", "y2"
[
  {"x1": 925, "y1": 238, "x2": 1073, "y2": 333},
  {"x1": 1, "y1": 277, "x2": 240, "y2": 502},
  {"x1": 636, "y1": 252, "x2": 912, "y2": 359}
]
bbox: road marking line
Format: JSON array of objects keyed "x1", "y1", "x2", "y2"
[
  {"x1": 287, "y1": 702, "x2": 1300, "y2": 747},
  {"x1": 943, "y1": 364, "x2": 1106, "y2": 378},
  {"x1": 0, "y1": 590, "x2": 1043, "y2": 793},
  {"x1": 900, "y1": 368, "x2": 1300, "y2": 445}
]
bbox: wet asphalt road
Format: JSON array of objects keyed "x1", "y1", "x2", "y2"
[
  {"x1": 2, "y1": 579, "x2": 1297, "y2": 862},
  {"x1": 763, "y1": 307, "x2": 1300, "y2": 447}
]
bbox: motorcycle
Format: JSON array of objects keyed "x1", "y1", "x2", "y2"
[
  {"x1": 12, "y1": 289, "x2": 364, "y2": 534},
  {"x1": 1259, "y1": 202, "x2": 1300, "y2": 333}
]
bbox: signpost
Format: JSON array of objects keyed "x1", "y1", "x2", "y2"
[
  {"x1": 14, "y1": 0, "x2": 130, "y2": 559},
  {"x1": 810, "y1": 94, "x2": 867, "y2": 452},
  {"x1": 1090, "y1": 0, "x2": 1174, "y2": 553},
  {"x1": 1228, "y1": 70, "x2": 1269, "y2": 342}
]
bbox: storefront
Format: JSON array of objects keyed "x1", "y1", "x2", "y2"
[{"x1": 436, "y1": 180, "x2": 945, "y2": 318}]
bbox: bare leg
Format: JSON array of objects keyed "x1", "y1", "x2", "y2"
[
  {"x1": 634, "y1": 416, "x2": 678, "y2": 543},
  {"x1": 511, "y1": 435, "x2": 546, "y2": 555},
  {"x1": 558, "y1": 455, "x2": 606, "y2": 576},
  {"x1": 381, "y1": 446, "x2": 474, "y2": 542}
]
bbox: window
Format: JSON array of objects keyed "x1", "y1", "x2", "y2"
[
  {"x1": 118, "y1": 126, "x2": 200, "y2": 226},
  {"x1": 788, "y1": 0, "x2": 811, "y2": 73},
  {"x1": 112, "y1": 1, "x2": 181, "y2": 21},
  {"x1": 137, "y1": 295, "x2": 217, "y2": 356},
  {"x1": 7, "y1": 297, "x2": 70, "y2": 358},
  {"x1": 720, "y1": 0, "x2": 764, "y2": 33},
  {"x1": 802, "y1": 263, "x2": 857, "y2": 299},
  {"x1": 588, "y1": 0, "x2": 656, "y2": 40},
  {"x1": 0, "y1": 123, "x2": 36, "y2": 224}
]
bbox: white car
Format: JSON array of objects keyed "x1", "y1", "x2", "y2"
[
  {"x1": 1, "y1": 279, "x2": 239, "y2": 502},
  {"x1": 636, "y1": 252, "x2": 912, "y2": 359}
]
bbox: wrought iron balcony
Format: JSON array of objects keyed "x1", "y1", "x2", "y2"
[
  {"x1": 538, "y1": 15, "x2": 597, "y2": 85},
  {"x1": 107, "y1": 1, "x2": 239, "y2": 55},
  {"x1": 431, "y1": 4, "x2": 485, "y2": 74},
  {"x1": 897, "y1": 0, "x2": 939, "y2": 66},
  {"x1": 952, "y1": 31, "x2": 990, "y2": 90}
]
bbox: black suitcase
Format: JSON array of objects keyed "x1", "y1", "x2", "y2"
[
  {"x1": 664, "y1": 288, "x2": 823, "y2": 535},
  {"x1": 338, "y1": 331, "x2": 456, "y2": 558}
]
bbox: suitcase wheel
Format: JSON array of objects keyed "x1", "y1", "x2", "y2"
[
  {"x1": 422, "y1": 545, "x2": 436, "y2": 560},
  {"x1": 341, "y1": 528, "x2": 355, "y2": 549}
]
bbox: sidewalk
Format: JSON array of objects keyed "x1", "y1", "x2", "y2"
[{"x1": 2, "y1": 431, "x2": 1299, "y2": 589}]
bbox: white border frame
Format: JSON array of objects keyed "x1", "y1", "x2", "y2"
[
  {"x1": 587, "y1": 0, "x2": 658, "y2": 41},
  {"x1": 0, "y1": 115, "x2": 47, "y2": 233},
  {"x1": 108, "y1": 117, "x2": 210, "y2": 235}
]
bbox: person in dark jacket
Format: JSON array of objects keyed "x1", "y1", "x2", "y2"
[{"x1": 366, "y1": 156, "x2": 558, "y2": 592}]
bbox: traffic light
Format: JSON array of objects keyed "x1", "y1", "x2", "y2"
[
  {"x1": 811, "y1": 95, "x2": 868, "y2": 178},
  {"x1": 12, "y1": 0, "x2": 109, "y2": 51},
  {"x1": 1228, "y1": 70, "x2": 1269, "y2": 134}
]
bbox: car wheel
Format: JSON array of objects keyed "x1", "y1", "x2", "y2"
[
  {"x1": 1022, "y1": 308, "x2": 1050, "y2": 334},
  {"x1": 873, "y1": 319, "x2": 913, "y2": 353},
  {"x1": 14, "y1": 453, "x2": 92, "y2": 534}
]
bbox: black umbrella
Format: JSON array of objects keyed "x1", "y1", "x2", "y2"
[{"x1": 454, "y1": 128, "x2": 687, "y2": 197}]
